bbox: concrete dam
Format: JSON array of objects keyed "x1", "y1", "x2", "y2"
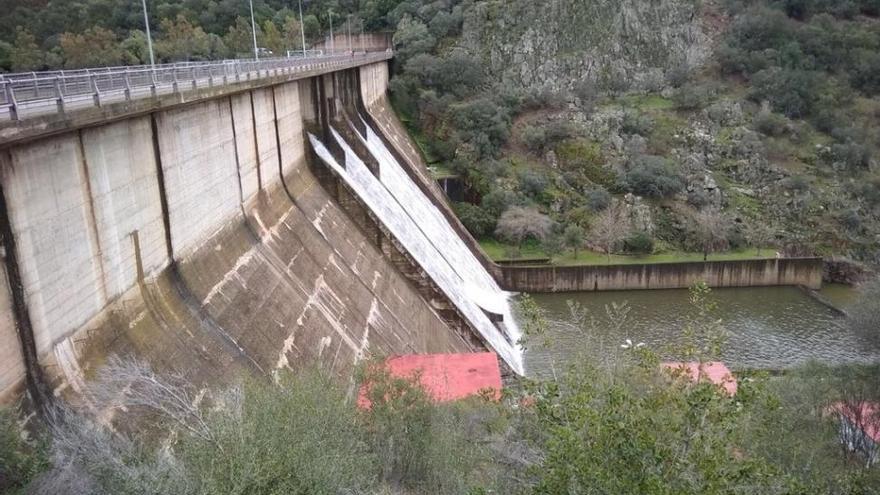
[{"x1": 0, "y1": 53, "x2": 524, "y2": 406}]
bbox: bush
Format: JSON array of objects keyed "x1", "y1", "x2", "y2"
[
  {"x1": 623, "y1": 231, "x2": 655, "y2": 254},
  {"x1": 830, "y1": 142, "x2": 871, "y2": 170},
  {"x1": 585, "y1": 188, "x2": 612, "y2": 212},
  {"x1": 0, "y1": 407, "x2": 48, "y2": 492},
  {"x1": 556, "y1": 139, "x2": 616, "y2": 189},
  {"x1": 673, "y1": 83, "x2": 715, "y2": 110},
  {"x1": 620, "y1": 155, "x2": 685, "y2": 199},
  {"x1": 517, "y1": 169, "x2": 549, "y2": 200},
  {"x1": 520, "y1": 125, "x2": 547, "y2": 152},
  {"x1": 750, "y1": 67, "x2": 822, "y2": 118},
  {"x1": 620, "y1": 109, "x2": 654, "y2": 136},
  {"x1": 754, "y1": 109, "x2": 789, "y2": 136},
  {"x1": 453, "y1": 202, "x2": 497, "y2": 238}
]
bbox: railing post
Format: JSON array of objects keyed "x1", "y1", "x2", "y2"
[
  {"x1": 150, "y1": 68, "x2": 158, "y2": 98},
  {"x1": 123, "y1": 70, "x2": 131, "y2": 101},
  {"x1": 172, "y1": 66, "x2": 179, "y2": 93},
  {"x1": 53, "y1": 76, "x2": 65, "y2": 114},
  {"x1": 3, "y1": 81, "x2": 18, "y2": 121},
  {"x1": 90, "y1": 74, "x2": 101, "y2": 107},
  {"x1": 191, "y1": 67, "x2": 197, "y2": 90}
]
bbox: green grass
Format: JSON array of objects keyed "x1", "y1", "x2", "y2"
[
  {"x1": 479, "y1": 239, "x2": 778, "y2": 265},
  {"x1": 620, "y1": 94, "x2": 676, "y2": 111}
]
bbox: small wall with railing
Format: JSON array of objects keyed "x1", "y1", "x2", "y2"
[{"x1": 498, "y1": 258, "x2": 824, "y2": 293}]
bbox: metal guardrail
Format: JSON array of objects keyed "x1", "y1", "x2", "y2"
[{"x1": 0, "y1": 50, "x2": 391, "y2": 121}]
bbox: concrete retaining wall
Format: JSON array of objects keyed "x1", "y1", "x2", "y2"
[
  {"x1": 0, "y1": 63, "x2": 475, "y2": 404},
  {"x1": 499, "y1": 258, "x2": 824, "y2": 293}
]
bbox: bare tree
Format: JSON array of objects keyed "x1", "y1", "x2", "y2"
[
  {"x1": 588, "y1": 202, "x2": 631, "y2": 261},
  {"x1": 495, "y1": 206, "x2": 554, "y2": 249},
  {"x1": 692, "y1": 207, "x2": 731, "y2": 261},
  {"x1": 743, "y1": 221, "x2": 775, "y2": 257}
]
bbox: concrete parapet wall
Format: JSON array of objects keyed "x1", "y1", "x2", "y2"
[{"x1": 499, "y1": 258, "x2": 825, "y2": 293}]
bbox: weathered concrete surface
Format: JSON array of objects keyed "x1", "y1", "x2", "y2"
[
  {"x1": 0, "y1": 263, "x2": 24, "y2": 403},
  {"x1": 0, "y1": 65, "x2": 474, "y2": 404},
  {"x1": 499, "y1": 258, "x2": 824, "y2": 293}
]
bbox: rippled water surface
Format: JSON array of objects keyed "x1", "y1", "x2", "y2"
[{"x1": 525, "y1": 285, "x2": 879, "y2": 377}]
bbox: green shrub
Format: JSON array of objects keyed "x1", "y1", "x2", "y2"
[
  {"x1": 754, "y1": 109, "x2": 789, "y2": 136},
  {"x1": 0, "y1": 407, "x2": 48, "y2": 492},
  {"x1": 623, "y1": 231, "x2": 655, "y2": 254},
  {"x1": 520, "y1": 125, "x2": 547, "y2": 152},
  {"x1": 673, "y1": 83, "x2": 715, "y2": 110},
  {"x1": 620, "y1": 155, "x2": 685, "y2": 199},
  {"x1": 620, "y1": 109, "x2": 654, "y2": 136},
  {"x1": 556, "y1": 139, "x2": 616, "y2": 189},
  {"x1": 585, "y1": 188, "x2": 612, "y2": 212},
  {"x1": 453, "y1": 202, "x2": 497, "y2": 238},
  {"x1": 181, "y1": 371, "x2": 377, "y2": 495}
]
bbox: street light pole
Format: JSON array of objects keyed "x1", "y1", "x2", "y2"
[
  {"x1": 347, "y1": 15, "x2": 352, "y2": 53},
  {"x1": 249, "y1": 0, "x2": 259, "y2": 60},
  {"x1": 328, "y1": 11, "x2": 334, "y2": 54},
  {"x1": 141, "y1": 0, "x2": 155, "y2": 66},
  {"x1": 298, "y1": 0, "x2": 306, "y2": 57}
]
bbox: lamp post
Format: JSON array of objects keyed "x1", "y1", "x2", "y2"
[
  {"x1": 141, "y1": 0, "x2": 155, "y2": 66},
  {"x1": 298, "y1": 0, "x2": 306, "y2": 57},
  {"x1": 328, "y1": 11, "x2": 335, "y2": 53},
  {"x1": 347, "y1": 15, "x2": 352, "y2": 53},
  {"x1": 249, "y1": 0, "x2": 259, "y2": 60}
]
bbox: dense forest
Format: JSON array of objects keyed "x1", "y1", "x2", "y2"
[{"x1": 0, "y1": 0, "x2": 406, "y2": 70}]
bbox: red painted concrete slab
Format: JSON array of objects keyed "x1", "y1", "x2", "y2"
[
  {"x1": 662, "y1": 361, "x2": 738, "y2": 396},
  {"x1": 358, "y1": 352, "x2": 503, "y2": 408},
  {"x1": 831, "y1": 402, "x2": 880, "y2": 443}
]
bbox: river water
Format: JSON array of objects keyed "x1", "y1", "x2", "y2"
[{"x1": 525, "y1": 285, "x2": 880, "y2": 377}]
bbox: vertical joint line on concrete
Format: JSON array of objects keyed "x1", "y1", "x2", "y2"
[
  {"x1": 271, "y1": 86, "x2": 284, "y2": 183},
  {"x1": 75, "y1": 131, "x2": 109, "y2": 306},
  {"x1": 248, "y1": 92, "x2": 263, "y2": 191},
  {"x1": 228, "y1": 97, "x2": 245, "y2": 206},
  {"x1": 0, "y1": 152, "x2": 51, "y2": 410},
  {"x1": 150, "y1": 114, "x2": 174, "y2": 261}
]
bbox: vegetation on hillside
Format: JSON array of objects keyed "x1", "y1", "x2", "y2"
[{"x1": 386, "y1": 0, "x2": 880, "y2": 266}]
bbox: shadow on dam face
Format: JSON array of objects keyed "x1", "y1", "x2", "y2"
[{"x1": 0, "y1": 60, "x2": 520, "y2": 406}]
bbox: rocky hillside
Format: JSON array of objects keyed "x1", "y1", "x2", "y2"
[
  {"x1": 390, "y1": 0, "x2": 880, "y2": 268},
  {"x1": 458, "y1": 0, "x2": 714, "y2": 92}
]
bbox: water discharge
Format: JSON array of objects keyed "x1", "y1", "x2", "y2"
[{"x1": 308, "y1": 119, "x2": 524, "y2": 374}]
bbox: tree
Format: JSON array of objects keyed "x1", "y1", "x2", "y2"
[
  {"x1": 9, "y1": 27, "x2": 44, "y2": 71},
  {"x1": 494, "y1": 206, "x2": 553, "y2": 248},
  {"x1": 393, "y1": 15, "x2": 435, "y2": 62},
  {"x1": 692, "y1": 207, "x2": 731, "y2": 261},
  {"x1": 224, "y1": 16, "x2": 257, "y2": 58},
  {"x1": 281, "y1": 15, "x2": 303, "y2": 52},
  {"x1": 743, "y1": 221, "x2": 775, "y2": 256},
  {"x1": 588, "y1": 202, "x2": 630, "y2": 261},
  {"x1": 260, "y1": 20, "x2": 283, "y2": 56},
  {"x1": 562, "y1": 224, "x2": 585, "y2": 258},
  {"x1": 621, "y1": 155, "x2": 685, "y2": 199},
  {"x1": 156, "y1": 15, "x2": 213, "y2": 62},
  {"x1": 59, "y1": 27, "x2": 121, "y2": 69}
]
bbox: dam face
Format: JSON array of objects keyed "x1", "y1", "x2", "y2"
[{"x1": 0, "y1": 59, "x2": 520, "y2": 405}]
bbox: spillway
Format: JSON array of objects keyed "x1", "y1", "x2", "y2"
[{"x1": 309, "y1": 121, "x2": 524, "y2": 375}]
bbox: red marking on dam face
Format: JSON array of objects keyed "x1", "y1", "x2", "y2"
[
  {"x1": 358, "y1": 352, "x2": 503, "y2": 408},
  {"x1": 662, "y1": 361, "x2": 738, "y2": 396}
]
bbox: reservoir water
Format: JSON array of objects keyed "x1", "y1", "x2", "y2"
[{"x1": 525, "y1": 285, "x2": 879, "y2": 377}]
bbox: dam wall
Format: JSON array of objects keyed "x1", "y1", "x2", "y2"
[
  {"x1": 0, "y1": 60, "x2": 479, "y2": 405},
  {"x1": 498, "y1": 258, "x2": 824, "y2": 293}
]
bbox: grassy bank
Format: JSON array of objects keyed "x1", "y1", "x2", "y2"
[{"x1": 479, "y1": 239, "x2": 778, "y2": 265}]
